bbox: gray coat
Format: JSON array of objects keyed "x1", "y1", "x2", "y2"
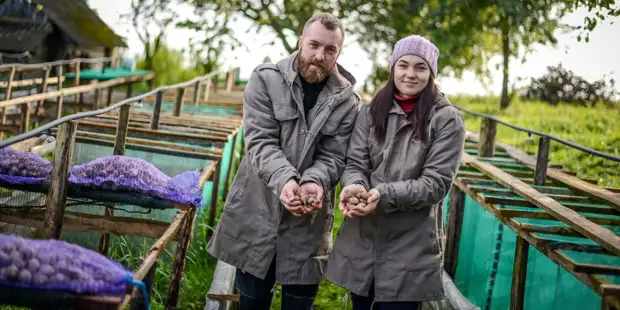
[
  {"x1": 207, "y1": 51, "x2": 361, "y2": 285},
  {"x1": 324, "y1": 94, "x2": 466, "y2": 301}
]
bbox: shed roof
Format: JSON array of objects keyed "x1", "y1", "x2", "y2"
[{"x1": 0, "y1": 17, "x2": 53, "y2": 53}]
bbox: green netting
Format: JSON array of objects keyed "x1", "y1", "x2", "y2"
[
  {"x1": 64, "y1": 68, "x2": 152, "y2": 81},
  {"x1": 442, "y1": 193, "x2": 617, "y2": 310},
  {"x1": 133, "y1": 101, "x2": 239, "y2": 119}
]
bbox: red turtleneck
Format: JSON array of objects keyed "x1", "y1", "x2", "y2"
[{"x1": 394, "y1": 93, "x2": 419, "y2": 114}]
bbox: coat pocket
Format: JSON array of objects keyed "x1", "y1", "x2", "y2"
[
  {"x1": 320, "y1": 119, "x2": 339, "y2": 136},
  {"x1": 273, "y1": 103, "x2": 299, "y2": 121}
]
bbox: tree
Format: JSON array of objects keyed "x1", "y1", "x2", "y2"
[
  {"x1": 176, "y1": 5, "x2": 242, "y2": 75},
  {"x1": 122, "y1": 0, "x2": 179, "y2": 87}
]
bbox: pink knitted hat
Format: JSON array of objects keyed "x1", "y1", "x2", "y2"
[{"x1": 389, "y1": 35, "x2": 439, "y2": 76}]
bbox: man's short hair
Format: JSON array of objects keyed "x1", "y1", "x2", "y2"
[{"x1": 302, "y1": 12, "x2": 345, "y2": 45}]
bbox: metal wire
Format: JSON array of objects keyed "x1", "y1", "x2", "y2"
[{"x1": 453, "y1": 104, "x2": 620, "y2": 162}]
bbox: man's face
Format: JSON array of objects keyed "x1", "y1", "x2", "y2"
[{"x1": 297, "y1": 21, "x2": 343, "y2": 83}]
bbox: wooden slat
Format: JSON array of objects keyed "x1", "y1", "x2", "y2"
[
  {"x1": 0, "y1": 75, "x2": 63, "y2": 88},
  {"x1": 453, "y1": 178, "x2": 620, "y2": 308},
  {"x1": 461, "y1": 152, "x2": 620, "y2": 256}
]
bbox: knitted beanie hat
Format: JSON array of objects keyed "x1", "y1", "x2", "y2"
[{"x1": 389, "y1": 35, "x2": 439, "y2": 76}]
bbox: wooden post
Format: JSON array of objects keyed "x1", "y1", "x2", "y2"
[
  {"x1": 533, "y1": 136, "x2": 550, "y2": 186},
  {"x1": 107, "y1": 86, "x2": 114, "y2": 106},
  {"x1": 173, "y1": 87, "x2": 186, "y2": 117},
  {"x1": 43, "y1": 121, "x2": 77, "y2": 239},
  {"x1": 93, "y1": 88, "x2": 102, "y2": 110},
  {"x1": 130, "y1": 259, "x2": 158, "y2": 310},
  {"x1": 203, "y1": 79, "x2": 211, "y2": 103},
  {"x1": 208, "y1": 161, "x2": 221, "y2": 238},
  {"x1": 35, "y1": 67, "x2": 50, "y2": 123},
  {"x1": 151, "y1": 90, "x2": 164, "y2": 130},
  {"x1": 192, "y1": 81, "x2": 201, "y2": 106},
  {"x1": 225, "y1": 71, "x2": 234, "y2": 91},
  {"x1": 166, "y1": 207, "x2": 198, "y2": 309},
  {"x1": 74, "y1": 61, "x2": 81, "y2": 105},
  {"x1": 0, "y1": 66, "x2": 16, "y2": 140},
  {"x1": 126, "y1": 83, "x2": 134, "y2": 99},
  {"x1": 20, "y1": 103, "x2": 30, "y2": 133},
  {"x1": 223, "y1": 131, "x2": 240, "y2": 198},
  {"x1": 478, "y1": 118, "x2": 497, "y2": 158},
  {"x1": 445, "y1": 186, "x2": 466, "y2": 279},
  {"x1": 55, "y1": 65, "x2": 64, "y2": 119},
  {"x1": 510, "y1": 236, "x2": 529, "y2": 310},
  {"x1": 98, "y1": 104, "x2": 130, "y2": 255}
]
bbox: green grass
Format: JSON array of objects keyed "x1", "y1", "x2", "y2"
[{"x1": 450, "y1": 95, "x2": 620, "y2": 188}]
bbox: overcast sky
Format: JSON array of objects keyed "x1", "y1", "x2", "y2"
[{"x1": 88, "y1": 0, "x2": 619, "y2": 96}]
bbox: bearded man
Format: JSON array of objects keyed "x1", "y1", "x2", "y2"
[{"x1": 207, "y1": 12, "x2": 360, "y2": 310}]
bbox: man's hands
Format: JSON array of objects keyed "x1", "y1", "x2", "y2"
[
  {"x1": 339, "y1": 185, "x2": 380, "y2": 218},
  {"x1": 280, "y1": 178, "x2": 323, "y2": 216}
]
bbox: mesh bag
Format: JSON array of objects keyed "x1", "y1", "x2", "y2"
[
  {"x1": 68, "y1": 155, "x2": 204, "y2": 207},
  {"x1": 0, "y1": 234, "x2": 132, "y2": 297},
  {"x1": 0, "y1": 146, "x2": 52, "y2": 185}
]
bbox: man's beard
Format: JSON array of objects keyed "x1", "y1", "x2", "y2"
[{"x1": 298, "y1": 51, "x2": 330, "y2": 83}]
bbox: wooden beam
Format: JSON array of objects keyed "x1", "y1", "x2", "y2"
[
  {"x1": 468, "y1": 130, "x2": 620, "y2": 211},
  {"x1": 0, "y1": 209, "x2": 176, "y2": 242},
  {"x1": 453, "y1": 178, "x2": 620, "y2": 308},
  {"x1": 0, "y1": 75, "x2": 63, "y2": 89},
  {"x1": 192, "y1": 81, "x2": 201, "y2": 106},
  {"x1": 462, "y1": 151, "x2": 620, "y2": 256},
  {"x1": 0, "y1": 73, "x2": 155, "y2": 109},
  {"x1": 43, "y1": 121, "x2": 77, "y2": 239},
  {"x1": 510, "y1": 236, "x2": 529, "y2": 310},
  {"x1": 56, "y1": 65, "x2": 64, "y2": 119}
]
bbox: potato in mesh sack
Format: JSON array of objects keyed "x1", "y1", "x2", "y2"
[
  {"x1": 68, "y1": 155, "x2": 204, "y2": 207},
  {"x1": 0, "y1": 146, "x2": 52, "y2": 184}
]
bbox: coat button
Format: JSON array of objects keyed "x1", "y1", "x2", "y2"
[
  {"x1": 300, "y1": 129, "x2": 305, "y2": 135},
  {"x1": 430, "y1": 231, "x2": 436, "y2": 237}
]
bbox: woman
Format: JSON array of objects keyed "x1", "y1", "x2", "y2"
[{"x1": 324, "y1": 35, "x2": 466, "y2": 309}]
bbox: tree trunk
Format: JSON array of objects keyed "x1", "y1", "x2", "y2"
[{"x1": 500, "y1": 22, "x2": 510, "y2": 110}]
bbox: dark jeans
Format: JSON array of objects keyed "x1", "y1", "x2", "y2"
[
  {"x1": 235, "y1": 257, "x2": 319, "y2": 310},
  {"x1": 351, "y1": 280, "x2": 420, "y2": 310}
]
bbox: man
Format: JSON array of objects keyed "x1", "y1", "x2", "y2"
[{"x1": 207, "y1": 12, "x2": 360, "y2": 310}]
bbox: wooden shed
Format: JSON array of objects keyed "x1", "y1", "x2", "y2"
[{"x1": 0, "y1": 0, "x2": 126, "y2": 66}]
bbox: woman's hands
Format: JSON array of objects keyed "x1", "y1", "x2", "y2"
[{"x1": 339, "y1": 184, "x2": 380, "y2": 218}]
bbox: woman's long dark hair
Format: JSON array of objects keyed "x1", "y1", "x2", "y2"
[{"x1": 369, "y1": 71, "x2": 438, "y2": 145}]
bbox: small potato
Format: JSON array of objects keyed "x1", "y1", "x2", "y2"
[
  {"x1": 356, "y1": 202, "x2": 366, "y2": 209},
  {"x1": 357, "y1": 191, "x2": 370, "y2": 200},
  {"x1": 348, "y1": 197, "x2": 359, "y2": 205}
]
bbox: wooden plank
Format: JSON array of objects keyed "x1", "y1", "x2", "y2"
[
  {"x1": 0, "y1": 73, "x2": 154, "y2": 108},
  {"x1": 482, "y1": 194, "x2": 618, "y2": 216},
  {"x1": 510, "y1": 236, "x2": 529, "y2": 310},
  {"x1": 0, "y1": 75, "x2": 63, "y2": 88},
  {"x1": 445, "y1": 186, "x2": 466, "y2": 279},
  {"x1": 0, "y1": 209, "x2": 177, "y2": 242},
  {"x1": 85, "y1": 116, "x2": 232, "y2": 139},
  {"x1": 43, "y1": 121, "x2": 77, "y2": 239},
  {"x1": 453, "y1": 178, "x2": 620, "y2": 308},
  {"x1": 469, "y1": 130, "x2": 620, "y2": 211},
  {"x1": 478, "y1": 118, "x2": 498, "y2": 158},
  {"x1": 461, "y1": 152, "x2": 620, "y2": 256},
  {"x1": 74, "y1": 120, "x2": 229, "y2": 147},
  {"x1": 72, "y1": 130, "x2": 222, "y2": 158},
  {"x1": 206, "y1": 260, "x2": 239, "y2": 305}
]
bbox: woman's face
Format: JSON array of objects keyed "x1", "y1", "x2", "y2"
[{"x1": 393, "y1": 55, "x2": 431, "y2": 97}]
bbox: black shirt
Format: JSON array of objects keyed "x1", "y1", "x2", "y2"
[{"x1": 299, "y1": 74, "x2": 328, "y2": 117}]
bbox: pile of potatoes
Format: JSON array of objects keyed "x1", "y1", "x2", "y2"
[
  {"x1": 293, "y1": 193, "x2": 321, "y2": 212},
  {"x1": 345, "y1": 191, "x2": 370, "y2": 211}
]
